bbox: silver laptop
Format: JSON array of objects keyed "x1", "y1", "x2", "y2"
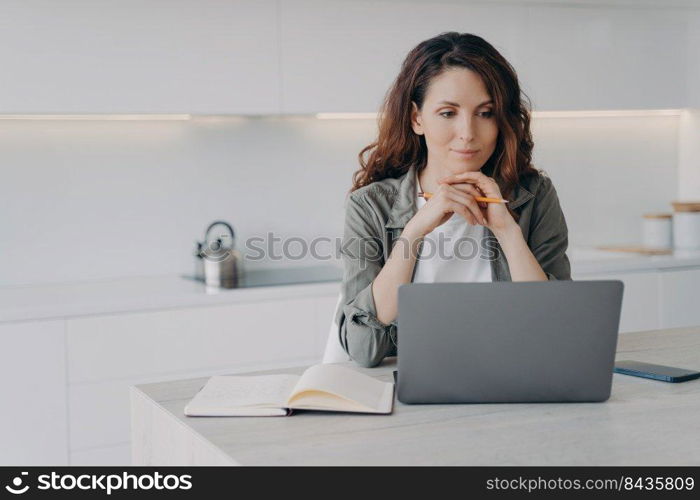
[{"x1": 396, "y1": 281, "x2": 624, "y2": 404}]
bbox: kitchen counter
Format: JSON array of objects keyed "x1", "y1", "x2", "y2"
[
  {"x1": 2, "y1": 247, "x2": 700, "y2": 324},
  {"x1": 569, "y1": 247, "x2": 700, "y2": 274},
  {"x1": 0, "y1": 265, "x2": 343, "y2": 323},
  {"x1": 130, "y1": 326, "x2": 700, "y2": 466}
]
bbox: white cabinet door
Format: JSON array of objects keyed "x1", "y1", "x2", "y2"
[
  {"x1": 280, "y1": 2, "x2": 687, "y2": 113},
  {"x1": 0, "y1": 319, "x2": 68, "y2": 465},
  {"x1": 522, "y1": 6, "x2": 686, "y2": 110},
  {"x1": 0, "y1": 1, "x2": 280, "y2": 114},
  {"x1": 66, "y1": 296, "x2": 323, "y2": 452},
  {"x1": 70, "y1": 444, "x2": 130, "y2": 466},
  {"x1": 659, "y1": 268, "x2": 700, "y2": 329},
  {"x1": 314, "y1": 292, "x2": 342, "y2": 358},
  {"x1": 279, "y1": 0, "x2": 528, "y2": 113},
  {"x1": 574, "y1": 271, "x2": 660, "y2": 333},
  {"x1": 66, "y1": 297, "x2": 321, "y2": 383},
  {"x1": 687, "y1": 12, "x2": 700, "y2": 108}
]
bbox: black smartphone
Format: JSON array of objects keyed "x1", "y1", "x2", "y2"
[{"x1": 614, "y1": 360, "x2": 700, "y2": 383}]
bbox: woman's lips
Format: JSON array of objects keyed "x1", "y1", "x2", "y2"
[{"x1": 452, "y1": 149, "x2": 479, "y2": 158}]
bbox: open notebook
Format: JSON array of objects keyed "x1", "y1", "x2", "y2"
[{"x1": 184, "y1": 364, "x2": 395, "y2": 416}]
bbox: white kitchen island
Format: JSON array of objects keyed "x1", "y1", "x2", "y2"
[{"x1": 131, "y1": 326, "x2": 700, "y2": 466}]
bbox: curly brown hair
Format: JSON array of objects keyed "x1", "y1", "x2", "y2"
[{"x1": 352, "y1": 32, "x2": 538, "y2": 213}]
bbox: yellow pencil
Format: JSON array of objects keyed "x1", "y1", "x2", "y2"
[{"x1": 418, "y1": 191, "x2": 509, "y2": 204}]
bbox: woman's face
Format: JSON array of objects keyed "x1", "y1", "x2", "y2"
[{"x1": 411, "y1": 67, "x2": 499, "y2": 174}]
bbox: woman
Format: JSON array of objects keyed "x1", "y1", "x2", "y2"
[{"x1": 336, "y1": 32, "x2": 571, "y2": 368}]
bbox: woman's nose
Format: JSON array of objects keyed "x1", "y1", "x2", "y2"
[{"x1": 457, "y1": 115, "x2": 476, "y2": 142}]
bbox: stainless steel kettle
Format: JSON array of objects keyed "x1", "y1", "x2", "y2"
[{"x1": 194, "y1": 221, "x2": 242, "y2": 288}]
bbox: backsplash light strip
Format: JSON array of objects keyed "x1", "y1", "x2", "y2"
[
  {"x1": 0, "y1": 110, "x2": 684, "y2": 120},
  {"x1": 0, "y1": 114, "x2": 192, "y2": 120},
  {"x1": 315, "y1": 113, "x2": 379, "y2": 120},
  {"x1": 316, "y1": 109, "x2": 683, "y2": 119},
  {"x1": 533, "y1": 109, "x2": 682, "y2": 118}
]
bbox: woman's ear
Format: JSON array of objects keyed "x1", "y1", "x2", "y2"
[{"x1": 411, "y1": 101, "x2": 424, "y2": 135}]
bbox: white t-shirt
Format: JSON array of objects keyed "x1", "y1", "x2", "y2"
[{"x1": 412, "y1": 171, "x2": 493, "y2": 283}]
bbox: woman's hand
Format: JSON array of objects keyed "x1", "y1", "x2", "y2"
[
  {"x1": 437, "y1": 171, "x2": 517, "y2": 237},
  {"x1": 404, "y1": 181, "x2": 488, "y2": 238}
]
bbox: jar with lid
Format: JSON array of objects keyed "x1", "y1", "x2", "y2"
[
  {"x1": 642, "y1": 213, "x2": 672, "y2": 249},
  {"x1": 671, "y1": 202, "x2": 700, "y2": 250}
]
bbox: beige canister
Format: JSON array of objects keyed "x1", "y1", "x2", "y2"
[
  {"x1": 672, "y1": 201, "x2": 700, "y2": 249},
  {"x1": 642, "y1": 213, "x2": 672, "y2": 249}
]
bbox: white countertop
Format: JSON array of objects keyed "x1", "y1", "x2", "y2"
[
  {"x1": 2, "y1": 247, "x2": 700, "y2": 324},
  {"x1": 0, "y1": 271, "x2": 342, "y2": 324},
  {"x1": 569, "y1": 247, "x2": 700, "y2": 274},
  {"x1": 131, "y1": 327, "x2": 700, "y2": 465}
]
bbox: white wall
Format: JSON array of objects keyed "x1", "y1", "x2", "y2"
[
  {"x1": 533, "y1": 115, "x2": 679, "y2": 247},
  {"x1": 0, "y1": 114, "x2": 679, "y2": 286}
]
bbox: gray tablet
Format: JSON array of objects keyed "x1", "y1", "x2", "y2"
[{"x1": 397, "y1": 281, "x2": 623, "y2": 404}]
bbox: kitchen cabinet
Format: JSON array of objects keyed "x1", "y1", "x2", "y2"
[
  {"x1": 66, "y1": 298, "x2": 320, "y2": 384},
  {"x1": 659, "y1": 268, "x2": 700, "y2": 329},
  {"x1": 521, "y1": 6, "x2": 687, "y2": 111},
  {"x1": 0, "y1": 1, "x2": 692, "y2": 114},
  {"x1": 278, "y1": 0, "x2": 528, "y2": 113},
  {"x1": 70, "y1": 444, "x2": 131, "y2": 467},
  {"x1": 573, "y1": 270, "x2": 661, "y2": 333},
  {"x1": 0, "y1": 284, "x2": 340, "y2": 466},
  {"x1": 279, "y1": 1, "x2": 689, "y2": 114},
  {"x1": 575, "y1": 266, "x2": 700, "y2": 333},
  {"x1": 0, "y1": 320, "x2": 68, "y2": 465},
  {"x1": 314, "y1": 293, "x2": 343, "y2": 352},
  {"x1": 65, "y1": 295, "x2": 332, "y2": 462},
  {"x1": 0, "y1": 1, "x2": 280, "y2": 114},
  {"x1": 685, "y1": 11, "x2": 700, "y2": 108}
]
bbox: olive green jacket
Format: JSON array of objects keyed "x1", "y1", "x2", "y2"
[{"x1": 336, "y1": 163, "x2": 572, "y2": 368}]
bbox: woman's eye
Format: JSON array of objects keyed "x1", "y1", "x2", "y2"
[{"x1": 440, "y1": 110, "x2": 493, "y2": 118}]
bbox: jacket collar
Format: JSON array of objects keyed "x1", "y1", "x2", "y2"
[{"x1": 384, "y1": 163, "x2": 535, "y2": 229}]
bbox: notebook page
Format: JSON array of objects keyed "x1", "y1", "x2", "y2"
[
  {"x1": 287, "y1": 364, "x2": 394, "y2": 413},
  {"x1": 184, "y1": 374, "x2": 300, "y2": 416}
]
